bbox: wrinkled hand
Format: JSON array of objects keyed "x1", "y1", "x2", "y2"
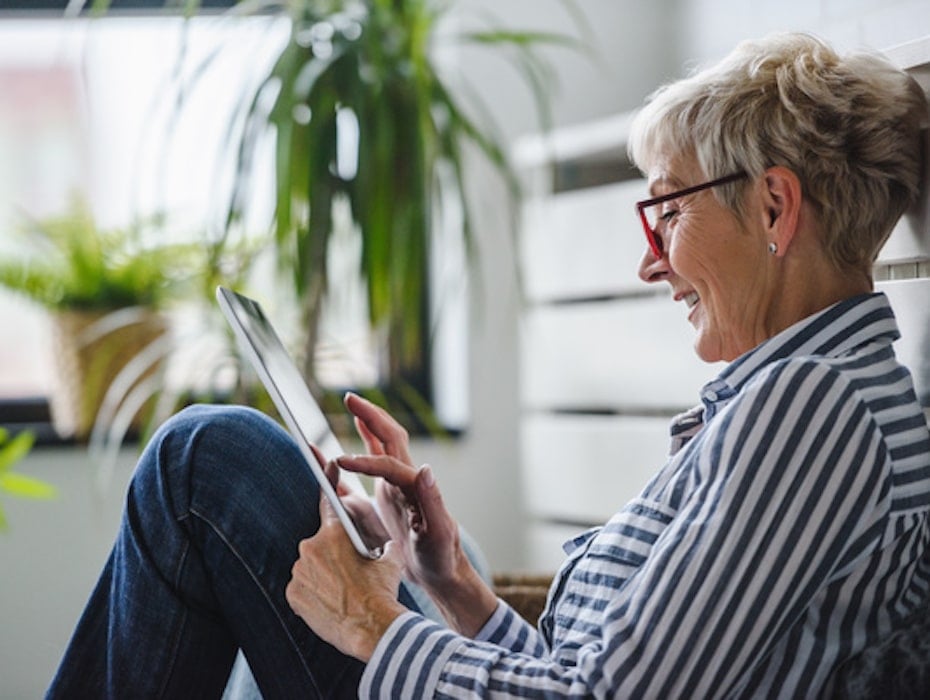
[
  {"x1": 285, "y1": 489, "x2": 406, "y2": 662},
  {"x1": 315, "y1": 447, "x2": 390, "y2": 551},
  {"x1": 335, "y1": 393, "x2": 498, "y2": 636},
  {"x1": 336, "y1": 393, "x2": 463, "y2": 591}
]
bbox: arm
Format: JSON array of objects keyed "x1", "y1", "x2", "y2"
[{"x1": 361, "y1": 361, "x2": 892, "y2": 697}]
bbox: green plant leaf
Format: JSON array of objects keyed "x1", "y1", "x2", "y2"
[
  {"x1": 0, "y1": 473, "x2": 57, "y2": 500},
  {"x1": 0, "y1": 431, "x2": 35, "y2": 474},
  {"x1": 86, "y1": 0, "x2": 585, "y2": 425},
  {"x1": 0, "y1": 195, "x2": 206, "y2": 312}
]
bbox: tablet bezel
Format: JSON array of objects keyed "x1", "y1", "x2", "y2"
[{"x1": 216, "y1": 285, "x2": 382, "y2": 560}]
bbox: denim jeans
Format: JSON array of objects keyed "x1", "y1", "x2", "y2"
[{"x1": 47, "y1": 404, "x2": 422, "y2": 699}]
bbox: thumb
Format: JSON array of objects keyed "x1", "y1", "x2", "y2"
[
  {"x1": 415, "y1": 465, "x2": 446, "y2": 523},
  {"x1": 318, "y1": 488, "x2": 340, "y2": 525}
]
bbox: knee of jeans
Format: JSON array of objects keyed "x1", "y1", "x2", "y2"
[
  {"x1": 160, "y1": 404, "x2": 285, "y2": 445},
  {"x1": 169, "y1": 403, "x2": 272, "y2": 430},
  {"x1": 133, "y1": 404, "x2": 290, "y2": 512}
]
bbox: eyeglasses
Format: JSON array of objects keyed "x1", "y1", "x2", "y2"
[{"x1": 636, "y1": 171, "x2": 748, "y2": 258}]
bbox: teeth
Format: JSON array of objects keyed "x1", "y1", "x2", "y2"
[{"x1": 684, "y1": 292, "x2": 700, "y2": 308}]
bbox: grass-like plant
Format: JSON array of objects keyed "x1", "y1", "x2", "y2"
[
  {"x1": 0, "y1": 429, "x2": 54, "y2": 531},
  {"x1": 82, "y1": 0, "x2": 586, "y2": 404}
]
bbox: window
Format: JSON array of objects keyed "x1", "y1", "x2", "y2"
[{"x1": 0, "y1": 15, "x2": 468, "y2": 438}]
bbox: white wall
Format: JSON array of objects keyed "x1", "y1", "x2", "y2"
[
  {"x1": 434, "y1": 0, "x2": 930, "y2": 575},
  {"x1": 426, "y1": 0, "x2": 681, "y2": 573},
  {"x1": 3, "y1": 1, "x2": 930, "y2": 697}
]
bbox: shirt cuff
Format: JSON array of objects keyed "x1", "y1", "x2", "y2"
[
  {"x1": 474, "y1": 599, "x2": 510, "y2": 642},
  {"x1": 359, "y1": 611, "x2": 463, "y2": 698}
]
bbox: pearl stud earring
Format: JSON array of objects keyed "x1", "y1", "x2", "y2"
[{"x1": 768, "y1": 241, "x2": 778, "y2": 255}]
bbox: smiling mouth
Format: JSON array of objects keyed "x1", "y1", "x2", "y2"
[{"x1": 683, "y1": 291, "x2": 700, "y2": 309}]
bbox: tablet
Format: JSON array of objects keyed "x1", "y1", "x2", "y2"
[{"x1": 216, "y1": 285, "x2": 383, "y2": 559}]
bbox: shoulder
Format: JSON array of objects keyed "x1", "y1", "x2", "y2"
[
  {"x1": 698, "y1": 355, "x2": 891, "y2": 489},
  {"x1": 727, "y1": 354, "x2": 871, "y2": 433}
]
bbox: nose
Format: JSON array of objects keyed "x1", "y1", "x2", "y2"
[{"x1": 638, "y1": 244, "x2": 670, "y2": 284}]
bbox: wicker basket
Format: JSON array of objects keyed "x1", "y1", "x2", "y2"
[
  {"x1": 48, "y1": 308, "x2": 168, "y2": 441},
  {"x1": 493, "y1": 573, "x2": 554, "y2": 624}
]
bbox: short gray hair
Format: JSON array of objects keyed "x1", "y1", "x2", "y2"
[{"x1": 629, "y1": 32, "x2": 928, "y2": 271}]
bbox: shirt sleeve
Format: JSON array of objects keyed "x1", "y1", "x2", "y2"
[
  {"x1": 359, "y1": 600, "x2": 547, "y2": 698},
  {"x1": 362, "y1": 359, "x2": 892, "y2": 698}
]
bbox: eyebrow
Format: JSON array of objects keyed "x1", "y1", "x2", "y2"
[{"x1": 647, "y1": 175, "x2": 685, "y2": 197}]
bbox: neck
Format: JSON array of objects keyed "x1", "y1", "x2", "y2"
[{"x1": 771, "y1": 255, "x2": 872, "y2": 338}]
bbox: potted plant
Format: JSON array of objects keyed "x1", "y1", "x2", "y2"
[
  {"x1": 0, "y1": 195, "x2": 203, "y2": 440},
  {"x1": 228, "y1": 0, "x2": 579, "y2": 413},
  {"x1": 79, "y1": 0, "x2": 584, "y2": 427},
  {"x1": 136, "y1": 0, "x2": 578, "y2": 415}
]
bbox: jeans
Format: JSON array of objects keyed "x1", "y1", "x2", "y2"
[{"x1": 47, "y1": 404, "x2": 423, "y2": 699}]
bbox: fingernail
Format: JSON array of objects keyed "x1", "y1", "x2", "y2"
[{"x1": 419, "y1": 465, "x2": 435, "y2": 487}]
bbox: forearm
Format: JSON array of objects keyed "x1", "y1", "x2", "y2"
[{"x1": 422, "y1": 553, "x2": 499, "y2": 637}]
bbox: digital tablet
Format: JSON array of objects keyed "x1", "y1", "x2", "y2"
[{"x1": 216, "y1": 285, "x2": 383, "y2": 559}]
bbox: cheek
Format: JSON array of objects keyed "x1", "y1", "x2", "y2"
[{"x1": 668, "y1": 233, "x2": 716, "y2": 284}]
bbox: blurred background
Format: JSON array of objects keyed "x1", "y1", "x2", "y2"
[{"x1": 1, "y1": 0, "x2": 929, "y2": 696}]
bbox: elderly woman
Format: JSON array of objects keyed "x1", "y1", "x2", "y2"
[{"x1": 50, "y1": 32, "x2": 928, "y2": 698}]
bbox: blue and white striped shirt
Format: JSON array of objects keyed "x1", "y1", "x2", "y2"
[{"x1": 360, "y1": 292, "x2": 930, "y2": 698}]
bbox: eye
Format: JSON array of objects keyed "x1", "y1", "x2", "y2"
[{"x1": 659, "y1": 209, "x2": 678, "y2": 223}]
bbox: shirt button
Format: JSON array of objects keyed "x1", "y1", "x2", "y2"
[{"x1": 705, "y1": 390, "x2": 718, "y2": 402}]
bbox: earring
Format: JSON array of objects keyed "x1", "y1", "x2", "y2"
[{"x1": 768, "y1": 241, "x2": 778, "y2": 255}]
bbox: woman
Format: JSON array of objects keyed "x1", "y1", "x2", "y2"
[{"x1": 50, "y1": 32, "x2": 929, "y2": 698}]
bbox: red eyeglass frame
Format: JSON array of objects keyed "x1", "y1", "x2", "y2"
[{"x1": 636, "y1": 171, "x2": 748, "y2": 258}]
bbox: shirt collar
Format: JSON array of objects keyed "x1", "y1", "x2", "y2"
[{"x1": 697, "y1": 292, "x2": 900, "y2": 422}]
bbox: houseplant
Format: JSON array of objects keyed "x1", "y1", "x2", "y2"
[
  {"x1": 0, "y1": 429, "x2": 55, "y2": 531},
  {"x1": 85, "y1": 0, "x2": 581, "y2": 418},
  {"x1": 0, "y1": 195, "x2": 204, "y2": 440},
  {"x1": 224, "y1": 0, "x2": 581, "y2": 413}
]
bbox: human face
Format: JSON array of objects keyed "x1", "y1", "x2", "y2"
[{"x1": 637, "y1": 156, "x2": 773, "y2": 363}]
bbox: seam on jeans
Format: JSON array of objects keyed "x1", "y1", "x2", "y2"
[
  {"x1": 188, "y1": 506, "x2": 323, "y2": 695},
  {"x1": 158, "y1": 539, "x2": 191, "y2": 699}
]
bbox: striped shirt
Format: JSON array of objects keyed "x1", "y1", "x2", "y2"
[{"x1": 359, "y1": 292, "x2": 930, "y2": 698}]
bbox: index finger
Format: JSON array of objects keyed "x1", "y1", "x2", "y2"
[
  {"x1": 344, "y1": 393, "x2": 413, "y2": 464},
  {"x1": 336, "y1": 454, "x2": 418, "y2": 500}
]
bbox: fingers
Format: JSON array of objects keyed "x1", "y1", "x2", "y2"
[
  {"x1": 323, "y1": 460, "x2": 340, "y2": 491},
  {"x1": 414, "y1": 465, "x2": 449, "y2": 530},
  {"x1": 344, "y1": 392, "x2": 413, "y2": 464},
  {"x1": 336, "y1": 454, "x2": 418, "y2": 498},
  {"x1": 318, "y1": 486, "x2": 341, "y2": 525},
  {"x1": 405, "y1": 465, "x2": 456, "y2": 540},
  {"x1": 353, "y1": 415, "x2": 386, "y2": 457},
  {"x1": 310, "y1": 443, "x2": 341, "y2": 492}
]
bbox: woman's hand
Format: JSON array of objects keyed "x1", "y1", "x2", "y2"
[
  {"x1": 337, "y1": 393, "x2": 461, "y2": 589},
  {"x1": 334, "y1": 393, "x2": 498, "y2": 636},
  {"x1": 285, "y1": 491, "x2": 406, "y2": 662},
  {"x1": 315, "y1": 446, "x2": 390, "y2": 550}
]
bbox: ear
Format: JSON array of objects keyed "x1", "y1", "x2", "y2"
[{"x1": 759, "y1": 166, "x2": 802, "y2": 256}]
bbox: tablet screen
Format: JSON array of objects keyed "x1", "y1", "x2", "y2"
[{"x1": 216, "y1": 286, "x2": 378, "y2": 557}]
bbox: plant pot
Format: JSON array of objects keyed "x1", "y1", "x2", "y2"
[{"x1": 48, "y1": 308, "x2": 168, "y2": 441}]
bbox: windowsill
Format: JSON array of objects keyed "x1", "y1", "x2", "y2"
[
  {"x1": 0, "y1": 396, "x2": 69, "y2": 445},
  {"x1": 0, "y1": 393, "x2": 463, "y2": 447}
]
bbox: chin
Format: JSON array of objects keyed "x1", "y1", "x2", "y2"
[
  {"x1": 694, "y1": 345, "x2": 720, "y2": 364},
  {"x1": 693, "y1": 333, "x2": 729, "y2": 364}
]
